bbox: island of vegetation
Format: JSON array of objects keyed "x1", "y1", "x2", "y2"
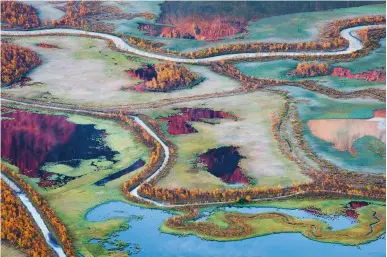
[
  {"x1": 287, "y1": 62, "x2": 331, "y2": 77},
  {"x1": 161, "y1": 199, "x2": 386, "y2": 246},
  {"x1": 126, "y1": 62, "x2": 203, "y2": 92},
  {"x1": 1, "y1": 42, "x2": 41, "y2": 85}
]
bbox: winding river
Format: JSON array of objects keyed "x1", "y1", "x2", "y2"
[
  {"x1": 1, "y1": 23, "x2": 386, "y2": 256},
  {"x1": 1, "y1": 25, "x2": 384, "y2": 63}
]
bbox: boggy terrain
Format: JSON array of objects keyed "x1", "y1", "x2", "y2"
[
  {"x1": 331, "y1": 67, "x2": 386, "y2": 82},
  {"x1": 158, "y1": 108, "x2": 236, "y2": 135},
  {"x1": 0, "y1": 2, "x2": 386, "y2": 257},
  {"x1": 198, "y1": 146, "x2": 249, "y2": 185},
  {"x1": 162, "y1": 199, "x2": 385, "y2": 245},
  {"x1": 1, "y1": 109, "x2": 118, "y2": 187}
]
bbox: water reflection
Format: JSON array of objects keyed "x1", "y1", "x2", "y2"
[{"x1": 1, "y1": 109, "x2": 118, "y2": 187}]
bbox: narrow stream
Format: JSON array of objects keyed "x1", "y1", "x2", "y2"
[
  {"x1": 1, "y1": 25, "x2": 384, "y2": 63},
  {"x1": 1, "y1": 174, "x2": 66, "y2": 257}
]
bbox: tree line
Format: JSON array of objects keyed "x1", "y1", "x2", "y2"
[
  {"x1": 181, "y1": 15, "x2": 385, "y2": 59},
  {"x1": 1, "y1": 179, "x2": 54, "y2": 256},
  {"x1": 1, "y1": 42, "x2": 41, "y2": 85},
  {"x1": 1, "y1": 164, "x2": 77, "y2": 256},
  {"x1": 137, "y1": 168, "x2": 385, "y2": 204},
  {"x1": 144, "y1": 62, "x2": 202, "y2": 92},
  {"x1": 1, "y1": 1, "x2": 40, "y2": 29},
  {"x1": 287, "y1": 62, "x2": 330, "y2": 77}
]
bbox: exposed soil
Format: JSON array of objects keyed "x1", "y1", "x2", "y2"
[
  {"x1": 307, "y1": 118, "x2": 386, "y2": 154},
  {"x1": 158, "y1": 108, "x2": 236, "y2": 135},
  {"x1": 373, "y1": 109, "x2": 386, "y2": 118},
  {"x1": 331, "y1": 67, "x2": 386, "y2": 82},
  {"x1": 1, "y1": 110, "x2": 118, "y2": 187},
  {"x1": 198, "y1": 146, "x2": 249, "y2": 185}
]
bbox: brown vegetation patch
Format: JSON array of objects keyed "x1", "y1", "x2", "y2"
[{"x1": 36, "y1": 43, "x2": 59, "y2": 49}]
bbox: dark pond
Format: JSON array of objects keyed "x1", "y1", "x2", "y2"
[
  {"x1": 94, "y1": 159, "x2": 146, "y2": 186},
  {"x1": 1, "y1": 110, "x2": 118, "y2": 187},
  {"x1": 345, "y1": 201, "x2": 371, "y2": 218},
  {"x1": 159, "y1": 108, "x2": 235, "y2": 135},
  {"x1": 198, "y1": 146, "x2": 249, "y2": 184},
  {"x1": 127, "y1": 64, "x2": 157, "y2": 81}
]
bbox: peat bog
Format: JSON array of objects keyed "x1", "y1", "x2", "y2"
[
  {"x1": 198, "y1": 146, "x2": 249, "y2": 185},
  {"x1": 159, "y1": 108, "x2": 235, "y2": 135},
  {"x1": 1, "y1": 110, "x2": 118, "y2": 187}
]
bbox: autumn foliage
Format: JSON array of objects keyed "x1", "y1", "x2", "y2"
[
  {"x1": 127, "y1": 63, "x2": 202, "y2": 92},
  {"x1": 1, "y1": 180, "x2": 54, "y2": 256},
  {"x1": 1, "y1": 165, "x2": 77, "y2": 257},
  {"x1": 288, "y1": 62, "x2": 330, "y2": 77},
  {"x1": 182, "y1": 15, "x2": 385, "y2": 58},
  {"x1": 0, "y1": 1, "x2": 40, "y2": 29},
  {"x1": 44, "y1": 1, "x2": 156, "y2": 33},
  {"x1": 1, "y1": 43, "x2": 41, "y2": 85},
  {"x1": 210, "y1": 62, "x2": 386, "y2": 102},
  {"x1": 118, "y1": 115, "x2": 164, "y2": 196},
  {"x1": 49, "y1": 1, "x2": 87, "y2": 27},
  {"x1": 146, "y1": 63, "x2": 201, "y2": 91}
]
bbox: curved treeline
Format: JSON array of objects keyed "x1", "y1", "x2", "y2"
[
  {"x1": 1, "y1": 180, "x2": 54, "y2": 256},
  {"x1": 1, "y1": 43, "x2": 41, "y2": 85}
]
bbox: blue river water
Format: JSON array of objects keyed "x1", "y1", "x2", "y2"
[{"x1": 86, "y1": 201, "x2": 386, "y2": 257}]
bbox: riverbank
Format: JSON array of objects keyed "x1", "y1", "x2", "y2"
[
  {"x1": 161, "y1": 199, "x2": 386, "y2": 245},
  {"x1": 1, "y1": 24, "x2": 384, "y2": 63}
]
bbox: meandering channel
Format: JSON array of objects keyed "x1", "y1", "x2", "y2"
[
  {"x1": 1, "y1": 97, "x2": 307, "y2": 207},
  {"x1": 1, "y1": 173, "x2": 66, "y2": 257},
  {"x1": 1, "y1": 25, "x2": 384, "y2": 63},
  {"x1": 1, "y1": 23, "x2": 384, "y2": 210}
]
